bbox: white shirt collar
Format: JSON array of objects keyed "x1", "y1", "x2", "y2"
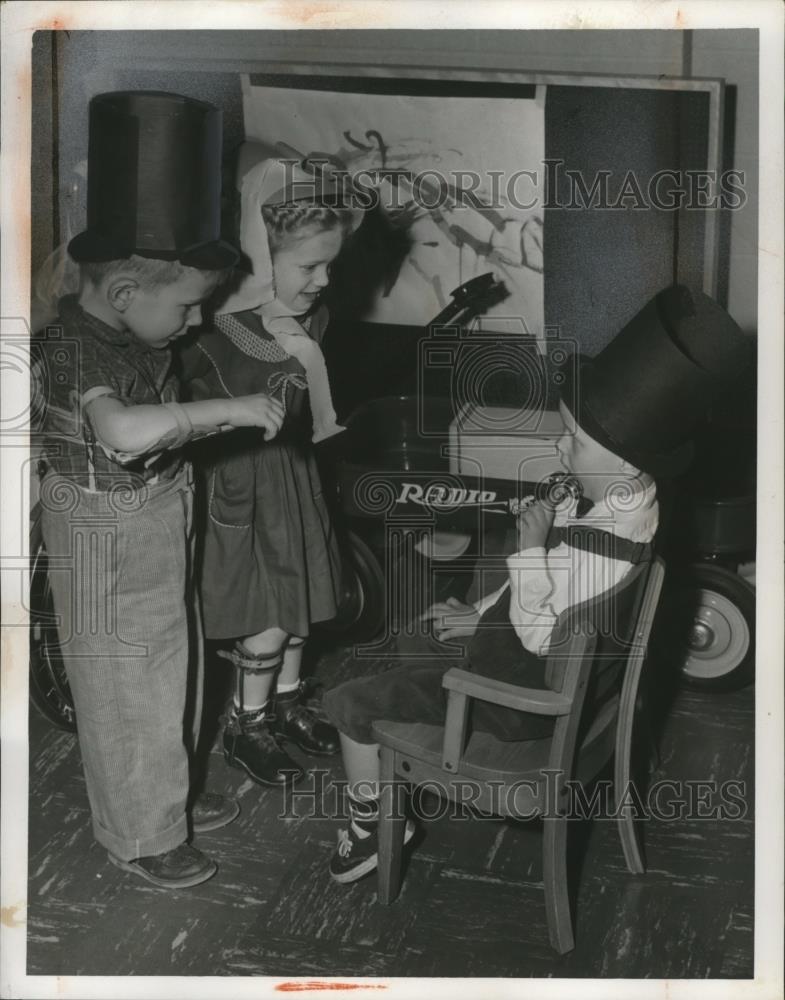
[{"x1": 553, "y1": 479, "x2": 659, "y2": 543}]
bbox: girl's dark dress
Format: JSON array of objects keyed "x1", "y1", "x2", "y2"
[{"x1": 181, "y1": 309, "x2": 342, "y2": 640}]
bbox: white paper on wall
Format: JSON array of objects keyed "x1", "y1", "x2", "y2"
[{"x1": 242, "y1": 77, "x2": 546, "y2": 343}]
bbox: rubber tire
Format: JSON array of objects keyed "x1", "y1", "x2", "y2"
[
  {"x1": 659, "y1": 562, "x2": 755, "y2": 692},
  {"x1": 316, "y1": 528, "x2": 386, "y2": 644},
  {"x1": 29, "y1": 504, "x2": 77, "y2": 732}
]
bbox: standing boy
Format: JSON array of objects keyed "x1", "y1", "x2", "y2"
[{"x1": 35, "y1": 92, "x2": 284, "y2": 888}]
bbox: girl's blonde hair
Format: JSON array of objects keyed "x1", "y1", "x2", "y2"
[{"x1": 261, "y1": 201, "x2": 355, "y2": 253}]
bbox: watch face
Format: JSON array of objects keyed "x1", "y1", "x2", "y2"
[{"x1": 538, "y1": 471, "x2": 583, "y2": 506}]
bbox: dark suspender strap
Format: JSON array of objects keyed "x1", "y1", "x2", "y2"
[
  {"x1": 478, "y1": 585, "x2": 513, "y2": 623},
  {"x1": 548, "y1": 525, "x2": 652, "y2": 565}
]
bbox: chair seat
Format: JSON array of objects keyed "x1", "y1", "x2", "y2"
[
  {"x1": 372, "y1": 692, "x2": 620, "y2": 787},
  {"x1": 372, "y1": 719, "x2": 551, "y2": 782},
  {"x1": 373, "y1": 719, "x2": 551, "y2": 816}
]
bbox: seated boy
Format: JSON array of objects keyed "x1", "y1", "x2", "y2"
[
  {"x1": 322, "y1": 283, "x2": 752, "y2": 883},
  {"x1": 36, "y1": 91, "x2": 284, "y2": 888}
]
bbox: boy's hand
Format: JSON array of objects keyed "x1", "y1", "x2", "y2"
[
  {"x1": 227, "y1": 394, "x2": 285, "y2": 440},
  {"x1": 516, "y1": 500, "x2": 555, "y2": 551},
  {"x1": 420, "y1": 596, "x2": 480, "y2": 642}
]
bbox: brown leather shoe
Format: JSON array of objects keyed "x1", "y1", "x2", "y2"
[
  {"x1": 273, "y1": 682, "x2": 340, "y2": 756},
  {"x1": 222, "y1": 705, "x2": 305, "y2": 787},
  {"x1": 108, "y1": 843, "x2": 217, "y2": 888},
  {"x1": 190, "y1": 791, "x2": 240, "y2": 834}
]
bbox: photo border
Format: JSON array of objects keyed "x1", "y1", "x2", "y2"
[{"x1": 2, "y1": 3, "x2": 782, "y2": 999}]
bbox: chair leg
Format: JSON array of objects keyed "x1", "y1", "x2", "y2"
[
  {"x1": 615, "y1": 700, "x2": 646, "y2": 874},
  {"x1": 377, "y1": 746, "x2": 406, "y2": 905},
  {"x1": 542, "y1": 814, "x2": 574, "y2": 954},
  {"x1": 615, "y1": 765, "x2": 645, "y2": 873}
]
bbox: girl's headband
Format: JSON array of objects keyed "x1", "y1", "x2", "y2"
[
  {"x1": 217, "y1": 152, "x2": 364, "y2": 315},
  {"x1": 270, "y1": 143, "x2": 366, "y2": 232}
]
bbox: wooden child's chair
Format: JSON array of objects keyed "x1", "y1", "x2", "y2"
[{"x1": 371, "y1": 555, "x2": 665, "y2": 954}]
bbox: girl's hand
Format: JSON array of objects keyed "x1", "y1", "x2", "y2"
[
  {"x1": 227, "y1": 394, "x2": 285, "y2": 440},
  {"x1": 516, "y1": 500, "x2": 555, "y2": 551},
  {"x1": 420, "y1": 596, "x2": 481, "y2": 642}
]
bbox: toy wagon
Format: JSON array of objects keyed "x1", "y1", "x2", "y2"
[{"x1": 28, "y1": 274, "x2": 756, "y2": 731}]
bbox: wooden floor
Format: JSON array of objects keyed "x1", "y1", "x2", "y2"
[{"x1": 26, "y1": 639, "x2": 754, "y2": 980}]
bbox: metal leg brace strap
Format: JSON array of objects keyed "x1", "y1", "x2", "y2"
[{"x1": 217, "y1": 641, "x2": 285, "y2": 675}]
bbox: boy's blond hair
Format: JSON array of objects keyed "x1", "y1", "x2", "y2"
[{"x1": 80, "y1": 254, "x2": 231, "y2": 291}]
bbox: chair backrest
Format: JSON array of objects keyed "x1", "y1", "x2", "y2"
[
  {"x1": 545, "y1": 560, "x2": 651, "y2": 691},
  {"x1": 541, "y1": 559, "x2": 657, "y2": 786}
]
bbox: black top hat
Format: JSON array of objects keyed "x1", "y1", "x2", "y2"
[
  {"x1": 68, "y1": 91, "x2": 238, "y2": 269},
  {"x1": 562, "y1": 285, "x2": 754, "y2": 477}
]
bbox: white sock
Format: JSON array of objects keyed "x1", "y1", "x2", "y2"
[
  {"x1": 349, "y1": 796, "x2": 378, "y2": 840},
  {"x1": 350, "y1": 820, "x2": 372, "y2": 840},
  {"x1": 276, "y1": 680, "x2": 300, "y2": 695},
  {"x1": 234, "y1": 697, "x2": 269, "y2": 714}
]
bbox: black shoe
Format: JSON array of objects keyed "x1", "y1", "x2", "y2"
[
  {"x1": 108, "y1": 843, "x2": 217, "y2": 889},
  {"x1": 329, "y1": 820, "x2": 415, "y2": 884},
  {"x1": 190, "y1": 791, "x2": 240, "y2": 834},
  {"x1": 274, "y1": 681, "x2": 340, "y2": 756},
  {"x1": 222, "y1": 706, "x2": 305, "y2": 788}
]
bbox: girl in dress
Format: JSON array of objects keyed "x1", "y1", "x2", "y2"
[{"x1": 182, "y1": 156, "x2": 363, "y2": 787}]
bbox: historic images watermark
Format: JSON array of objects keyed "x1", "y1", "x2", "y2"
[
  {"x1": 280, "y1": 770, "x2": 749, "y2": 824},
  {"x1": 282, "y1": 156, "x2": 748, "y2": 213}
]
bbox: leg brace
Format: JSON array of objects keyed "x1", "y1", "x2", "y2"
[{"x1": 218, "y1": 640, "x2": 286, "y2": 715}]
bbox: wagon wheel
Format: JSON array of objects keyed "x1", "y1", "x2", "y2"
[
  {"x1": 29, "y1": 504, "x2": 77, "y2": 732},
  {"x1": 658, "y1": 562, "x2": 755, "y2": 692},
  {"x1": 317, "y1": 529, "x2": 386, "y2": 644}
]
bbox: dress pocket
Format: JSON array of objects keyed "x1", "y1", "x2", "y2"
[{"x1": 208, "y1": 454, "x2": 255, "y2": 528}]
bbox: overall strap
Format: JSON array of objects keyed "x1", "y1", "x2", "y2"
[
  {"x1": 548, "y1": 524, "x2": 652, "y2": 565},
  {"x1": 478, "y1": 584, "x2": 513, "y2": 622}
]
